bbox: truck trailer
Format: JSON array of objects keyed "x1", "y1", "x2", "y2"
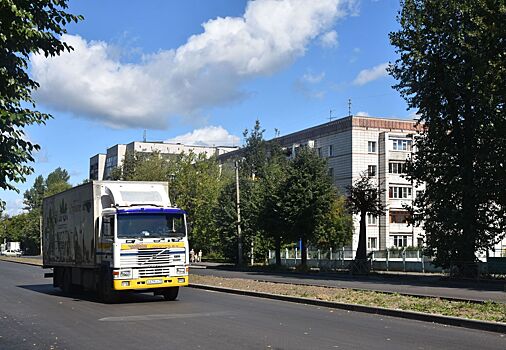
[{"x1": 42, "y1": 181, "x2": 189, "y2": 302}]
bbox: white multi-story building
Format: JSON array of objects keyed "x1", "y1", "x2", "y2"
[
  {"x1": 90, "y1": 141, "x2": 238, "y2": 180},
  {"x1": 270, "y1": 115, "x2": 424, "y2": 252}
]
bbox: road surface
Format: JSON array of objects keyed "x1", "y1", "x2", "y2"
[{"x1": 0, "y1": 261, "x2": 504, "y2": 349}]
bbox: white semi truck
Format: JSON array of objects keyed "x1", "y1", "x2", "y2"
[{"x1": 42, "y1": 181, "x2": 189, "y2": 302}]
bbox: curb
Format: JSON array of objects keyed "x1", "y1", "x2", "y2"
[
  {"x1": 0, "y1": 258, "x2": 43, "y2": 267},
  {"x1": 189, "y1": 283, "x2": 506, "y2": 334}
]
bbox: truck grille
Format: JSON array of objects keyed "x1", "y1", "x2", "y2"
[
  {"x1": 138, "y1": 267, "x2": 172, "y2": 277},
  {"x1": 120, "y1": 248, "x2": 185, "y2": 267}
]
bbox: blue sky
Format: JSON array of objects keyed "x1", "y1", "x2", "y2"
[{"x1": 3, "y1": 0, "x2": 413, "y2": 215}]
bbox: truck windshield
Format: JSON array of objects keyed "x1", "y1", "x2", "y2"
[{"x1": 117, "y1": 213, "x2": 185, "y2": 238}]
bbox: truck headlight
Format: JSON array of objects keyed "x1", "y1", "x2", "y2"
[
  {"x1": 177, "y1": 267, "x2": 186, "y2": 274},
  {"x1": 119, "y1": 269, "x2": 132, "y2": 278}
]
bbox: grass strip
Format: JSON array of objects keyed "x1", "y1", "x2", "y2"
[{"x1": 190, "y1": 274, "x2": 506, "y2": 323}]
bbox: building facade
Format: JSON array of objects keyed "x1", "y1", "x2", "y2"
[
  {"x1": 90, "y1": 141, "x2": 238, "y2": 180},
  {"x1": 269, "y1": 115, "x2": 424, "y2": 252}
]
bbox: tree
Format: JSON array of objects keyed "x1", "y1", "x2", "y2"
[
  {"x1": 315, "y1": 194, "x2": 353, "y2": 251},
  {"x1": 0, "y1": 1, "x2": 82, "y2": 199},
  {"x1": 389, "y1": 0, "x2": 506, "y2": 274},
  {"x1": 45, "y1": 167, "x2": 71, "y2": 197},
  {"x1": 170, "y1": 153, "x2": 225, "y2": 254},
  {"x1": 242, "y1": 120, "x2": 268, "y2": 179},
  {"x1": 23, "y1": 175, "x2": 46, "y2": 213},
  {"x1": 258, "y1": 141, "x2": 291, "y2": 266},
  {"x1": 346, "y1": 173, "x2": 385, "y2": 270},
  {"x1": 280, "y1": 147, "x2": 335, "y2": 268}
]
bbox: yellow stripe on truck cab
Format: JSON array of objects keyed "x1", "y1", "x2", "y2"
[{"x1": 120, "y1": 242, "x2": 185, "y2": 250}]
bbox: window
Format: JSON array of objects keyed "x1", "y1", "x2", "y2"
[
  {"x1": 367, "y1": 237, "x2": 377, "y2": 250},
  {"x1": 367, "y1": 214, "x2": 377, "y2": 225},
  {"x1": 392, "y1": 139, "x2": 412, "y2": 151},
  {"x1": 389, "y1": 210, "x2": 410, "y2": 224},
  {"x1": 368, "y1": 165, "x2": 377, "y2": 177},
  {"x1": 317, "y1": 147, "x2": 322, "y2": 157},
  {"x1": 368, "y1": 141, "x2": 376, "y2": 153},
  {"x1": 328, "y1": 167, "x2": 334, "y2": 179},
  {"x1": 328, "y1": 144, "x2": 334, "y2": 157},
  {"x1": 389, "y1": 186, "x2": 412, "y2": 199},
  {"x1": 388, "y1": 162, "x2": 406, "y2": 174},
  {"x1": 392, "y1": 235, "x2": 410, "y2": 247},
  {"x1": 102, "y1": 216, "x2": 114, "y2": 237}
]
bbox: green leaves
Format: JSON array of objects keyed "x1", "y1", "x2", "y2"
[
  {"x1": 0, "y1": 0, "x2": 81, "y2": 194},
  {"x1": 390, "y1": 0, "x2": 506, "y2": 271}
]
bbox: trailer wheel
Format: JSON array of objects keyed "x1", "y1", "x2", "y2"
[
  {"x1": 53, "y1": 267, "x2": 63, "y2": 288},
  {"x1": 62, "y1": 268, "x2": 75, "y2": 295},
  {"x1": 162, "y1": 287, "x2": 179, "y2": 301}
]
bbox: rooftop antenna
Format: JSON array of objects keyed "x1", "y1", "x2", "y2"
[
  {"x1": 143, "y1": 129, "x2": 147, "y2": 142},
  {"x1": 329, "y1": 109, "x2": 334, "y2": 122},
  {"x1": 348, "y1": 98, "x2": 352, "y2": 117}
]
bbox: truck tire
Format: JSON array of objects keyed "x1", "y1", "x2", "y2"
[
  {"x1": 162, "y1": 287, "x2": 179, "y2": 301},
  {"x1": 62, "y1": 268, "x2": 75, "y2": 295},
  {"x1": 98, "y1": 269, "x2": 117, "y2": 303},
  {"x1": 53, "y1": 267, "x2": 63, "y2": 288}
]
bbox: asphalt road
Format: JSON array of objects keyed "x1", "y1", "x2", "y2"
[
  {"x1": 1, "y1": 261, "x2": 504, "y2": 350},
  {"x1": 191, "y1": 266, "x2": 506, "y2": 303}
]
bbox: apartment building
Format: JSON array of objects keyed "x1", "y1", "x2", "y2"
[
  {"x1": 90, "y1": 141, "x2": 238, "y2": 180},
  {"x1": 270, "y1": 115, "x2": 424, "y2": 252}
]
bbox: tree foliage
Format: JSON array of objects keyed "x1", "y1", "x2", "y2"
[
  {"x1": 346, "y1": 173, "x2": 385, "y2": 262},
  {"x1": 280, "y1": 147, "x2": 336, "y2": 267},
  {"x1": 389, "y1": 0, "x2": 506, "y2": 271},
  {"x1": 0, "y1": 1, "x2": 82, "y2": 197}
]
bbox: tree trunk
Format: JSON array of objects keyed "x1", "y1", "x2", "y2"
[
  {"x1": 355, "y1": 211, "x2": 367, "y2": 260},
  {"x1": 275, "y1": 236, "x2": 282, "y2": 266}
]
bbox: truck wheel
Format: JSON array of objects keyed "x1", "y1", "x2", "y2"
[
  {"x1": 53, "y1": 267, "x2": 63, "y2": 288},
  {"x1": 162, "y1": 287, "x2": 179, "y2": 301},
  {"x1": 98, "y1": 270, "x2": 117, "y2": 303},
  {"x1": 62, "y1": 268, "x2": 74, "y2": 295}
]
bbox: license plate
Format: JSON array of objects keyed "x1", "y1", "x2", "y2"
[{"x1": 147, "y1": 279, "x2": 163, "y2": 285}]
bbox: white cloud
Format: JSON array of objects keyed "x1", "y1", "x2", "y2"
[
  {"x1": 31, "y1": 0, "x2": 356, "y2": 129},
  {"x1": 352, "y1": 62, "x2": 389, "y2": 86},
  {"x1": 4, "y1": 198, "x2": 25, "y2": 217},
  {"x1": 165, "y1": 126, "x2": 240, "y2": 147},
  {"x1": 319, "y1": 30, "x2": 338, "y2": 48},
  {"x1": 356, "y1": 111, "x2": 370, "y2": 117}
]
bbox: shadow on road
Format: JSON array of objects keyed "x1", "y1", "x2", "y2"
[{"x1": 18, "y1": 283, "x2": 171, "y2": 304}]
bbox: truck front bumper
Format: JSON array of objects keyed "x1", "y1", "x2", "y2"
[{"x1": 113, "y1": 275, "x2": 188, "y2": 290}]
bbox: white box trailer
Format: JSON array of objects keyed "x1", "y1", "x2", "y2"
[{"x1": 42, "y1": 181, "x2": 189, "y2": 302}]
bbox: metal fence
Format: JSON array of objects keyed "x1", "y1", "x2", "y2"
[{"x1": 267, "y1": 248, "x2": 506, "y2": 274}]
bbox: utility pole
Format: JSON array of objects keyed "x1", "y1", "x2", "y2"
[
  {"x1": 348, "y1": 98, "x2": 352, "y2": 117},
  {"x1": 39, "y1": 215, "x2": 43, "y2": 256},
  {"x1": 235, "y1": 161, "x2": 243, "y2": 266}
]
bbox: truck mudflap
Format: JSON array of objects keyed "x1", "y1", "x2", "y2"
[{"x1": 113, "y1": 275, "x2": 189, "y2": 290}]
